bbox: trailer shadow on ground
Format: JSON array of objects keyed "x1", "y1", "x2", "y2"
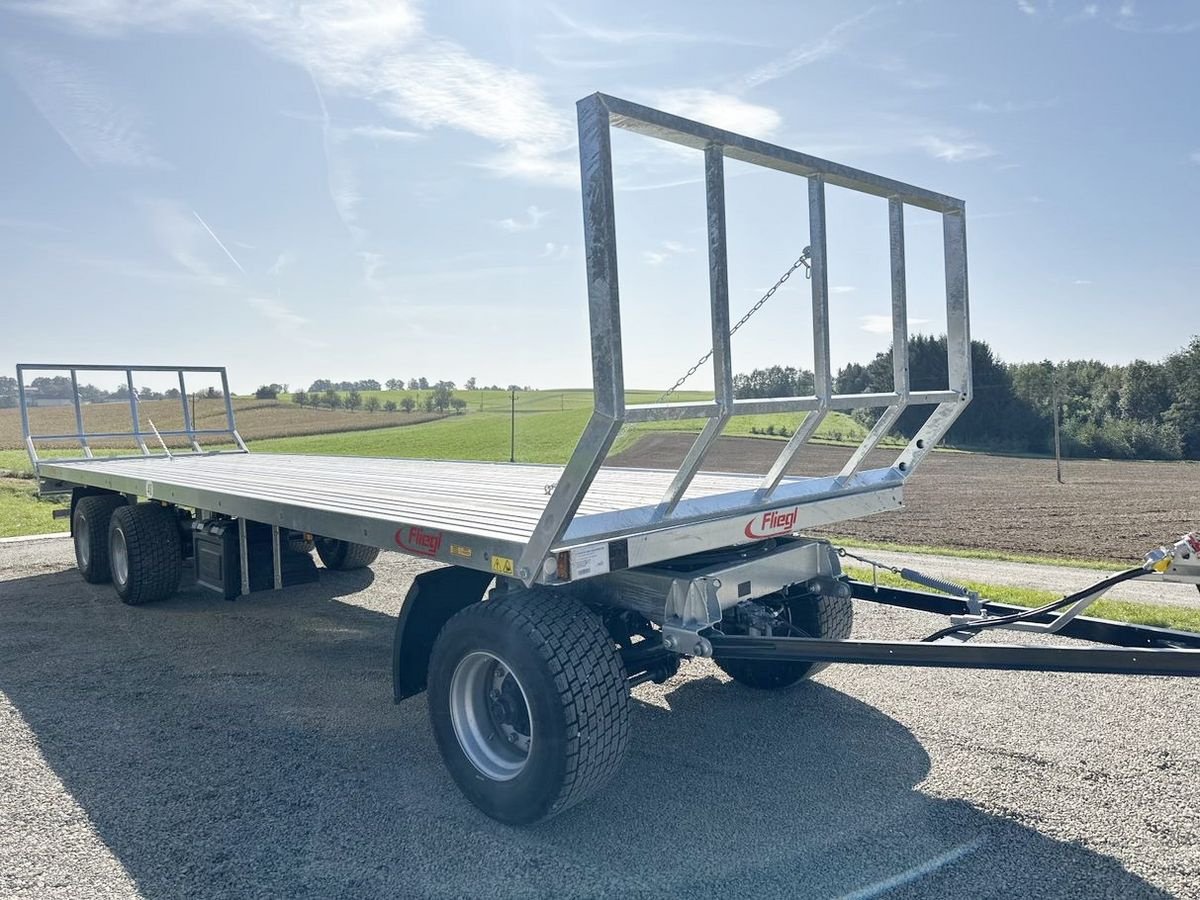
[{"x1": 0, "y1": 565, "x2": 1175, "y2": 899}]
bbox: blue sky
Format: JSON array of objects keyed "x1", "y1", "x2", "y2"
[{"x1": 1, "y1": 0, "x2": 1197, "y2": 393}]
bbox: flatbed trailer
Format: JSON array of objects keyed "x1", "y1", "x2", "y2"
[{"x1": 16, "y1": 94, "x2": 1200, "y2": 825}]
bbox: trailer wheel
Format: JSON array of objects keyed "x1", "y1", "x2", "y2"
[
  {"x1": 716, "y1": 592, "x2": 854, "y2": 689},
  {"x1": 314, "y1": 537, "x2": 380, "y2": 570},
  {"x1": 427, "y1": 589, "x2": 630, "y2": 824},
  {"x1": 108, "y1": 503, "x2": 182, "y2": 605},
  {"x1": 72, "y1": 494, "x2": 126, "y2": 583}
]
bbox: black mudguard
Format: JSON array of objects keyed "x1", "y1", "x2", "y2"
[{"x1": 393, "y1": 566, "x2": 494, "y2": 701}]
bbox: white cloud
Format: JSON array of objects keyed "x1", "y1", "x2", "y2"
[
  {"x1": 542, "y1": 4, "x2": 761, "y2": 46},
  {"x1": 650, "y1": 89, "x2": 781, "y2": 138},
  {"x1": 2, "y1": 44, "x2": 167, "y2": 169},
  {"x1": 140, "y1": 198, "x2": 232, "y2": 287},
  {"x1": 496, "y1": 206, "x2": 550, "y2": 232},
  {"x1": 1190, "y1": 150, "x2": 1200, "y2": 165},
  {"x1": 642, "y1": 240, "x2": 693, "y2": 265},
  {"x1": 1072, "y1": 279, "x2": 1093, "y2": 285},
  {"x1": 15, "y1": 0, "x2": 576, "y2": 186},
  {"x1": 539, "y1": 242, "x2": 568, "y2": 260},
  {"x1": 1119, "y1": 1, "x2": 1135, "y2": 18},
  {"x1": 832, "y1": 285, "x2": 856, "y2": 294},
  {"x1": 969, "y1": 98, "x2": 1059, "y2": 113},
  {"x1": 267, "y1": 251, "x2": 295, "y2": 276},
  {"x1": 357, "y1": 250, "x2": 385, "y2": 290},
  {"x1": 918, "y1": 135, "x2": 995, "y2": 162},
  {"x1": 737, "y1": 7, "x2": 879, "y2": 90},
  {"x1": 1016, "y1": 0, "x2": 1038, "y2": 15},
  {"x1": 248, "y1": 296, "x2": 309, "y2": 328},
  {"x1": 341, "y1": 124, "x2": 423, "y2": 142},
  {"x1": 860, "y1": 314, "x2": 929, "y2": 334}
]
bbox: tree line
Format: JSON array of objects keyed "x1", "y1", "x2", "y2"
[
  {"x1": 734, "y1": 334, "x2": 1200, "y2": 460},
  {"x1": 291, "y1": 383, "x2": 467, "y2": 414}
]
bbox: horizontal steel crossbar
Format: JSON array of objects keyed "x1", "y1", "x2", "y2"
[
  {"x1": 16, "y1": 362, "x2": 245, "y2": 470},
  {"x1": 706, "y1": 634, "x2": 1200, "y2": 677}
]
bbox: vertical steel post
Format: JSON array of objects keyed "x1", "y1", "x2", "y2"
[
  {"x1": 271, "y1": 524, "x2": 282, "y2": 589},
  {"x1": 943, "y1": 209, "x2": 972, "y2": 401},
  {"x1": 238, "y1": 517, "x2": 250, "y2": 597},
  {"x1": 15, "y1": 366, "x2": 37, "y2": 467},
  {"x1": 178, "y1": 371, "x2": 201, "y2": 453},
  {"x1": 69, "y1": 369, "x2": 92, "y2": 458},
  {"x1": 126, "y1": 368, "x2": 149, "y2": 456},
  {"x1": 657, "y1": 144, "x2": 733, "y2": 516},
  {"x1": 889, "y1": 199, "x2": 910, "y2": 398},
  {"x1": 516, "y1": 94, "x2": 627, "y2": 581},
  {"x1": 759, "y1": 176, "x2": 833, "y2": 494},
  {"x1": 838, "y1": 198, "x2": 909, "y2": 479}
]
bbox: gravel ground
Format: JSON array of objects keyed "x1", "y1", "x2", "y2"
[
  {"x1": 1, "y1": 538, "x2": 1198, "y2": 900},
  {"x1": 841, "y1": 549, "x2": 1200, "y2": 610}
]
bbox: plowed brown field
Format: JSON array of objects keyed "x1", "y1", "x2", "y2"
[{"x1": 608, "y1": 433, "x2": 1200, "y2": 563}]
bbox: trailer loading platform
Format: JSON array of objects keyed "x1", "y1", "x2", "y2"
[{"x1": 15, "y1": 93, "x2": 1200, "y2": 826}]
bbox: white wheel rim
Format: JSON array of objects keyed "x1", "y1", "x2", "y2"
[
  {"x1": 449, "y1": 651, "x2": 532, "y2": 781},
  {"x1": 111, "y1": 527, "x2": 129, "y2": 585},
  {"x1": 76, "y1": 514, "x2": 90, "y2": 568}
]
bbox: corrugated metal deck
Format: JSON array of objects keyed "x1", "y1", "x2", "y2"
[
  {"x1": 38, "y1": 453, "x2": 806, "y2": 541},
  {"x1": 37, "y1": 452, "x2": 904, "y2": 579}
]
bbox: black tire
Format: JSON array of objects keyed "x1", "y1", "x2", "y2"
[
  {"x1": 314, "y1": 537, "x2": 379, "y2": 570},
  {"x1": 427, "y1": 589, "x2": 630, "y2": 825},
  {"x1": 715, "y1": 592, "x2": 854, "y2": 689},
  {"x1": 108, "y1": 503, "x2": 182, "y2": 605},
  {"x1": 72, "y1": 494, "x2": 125, "y2": 583}
]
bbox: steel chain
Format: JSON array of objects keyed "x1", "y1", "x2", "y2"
[{"x1": 656, "y1": 247, "x2": 812, "y2": 403}]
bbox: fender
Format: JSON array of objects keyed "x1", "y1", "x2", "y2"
[{"x1": 393, "y1": 565, "x2": 494, "y2": 702}]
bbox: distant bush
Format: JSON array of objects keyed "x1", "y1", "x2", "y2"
[{"x1": 255, "y1": 385, "x2": 278, "y2": 400}]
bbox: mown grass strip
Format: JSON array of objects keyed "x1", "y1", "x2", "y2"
[
  {"x1": 828, "y1": 536, "x2": 1127, "y2": 571},
  {"x1": 842, "y1": 564, "x2": 1200, "y2": 634},
  {"x1": 0, "y1": 477, "x2": 68, "y2": 538}
]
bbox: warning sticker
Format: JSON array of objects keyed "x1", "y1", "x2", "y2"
[
  {"x1": 491, "y1": 555, "x2": 515, "y2": 576},
  {"x1": 569, "y1": 543, "x2": 610, "y2": 579},
  {"x1": 450, "y1": 544, "x2": 473, "y2": 559}
]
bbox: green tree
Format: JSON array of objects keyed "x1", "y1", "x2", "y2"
[
  {"x1": 345, "y1": 390, "x2": 363, "y2": 411},
  {"x1": 293, "y1": 390, "x2": 309, "y2": 407},
  {"x1": 364, "y1": 395, "x2": 381, "y2": 413},
  {"x1": 383, "y1": 399, "x2": 397, "y2": 412},
  {"x1": 400, "y1": 397, "x2": 415, "y2": 413},
  {"x1": 431, "y1": 381, "x2": 454, "y2": 411},
  {"x1": 323, "y1": 389, "x2": 342, "y2": 409},
  {"x1": 1119, "y1": 360, "x2": 1173, "y2": 422}
]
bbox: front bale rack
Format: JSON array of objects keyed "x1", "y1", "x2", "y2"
[{"x1": 15, "y1": 93, "x2": 1200, "y2": 826}]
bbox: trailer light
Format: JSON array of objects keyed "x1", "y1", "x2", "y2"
[
  {"x1": 556, "y1": 551, "x2": 571, "y2": 581},
  {"x1": 1185, "y1": 533, "x2": 1200, "y2": 554}
]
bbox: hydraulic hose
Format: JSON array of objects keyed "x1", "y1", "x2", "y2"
[{"x1": 920, "y1": 567, "x2": 1146, "y2": 642}]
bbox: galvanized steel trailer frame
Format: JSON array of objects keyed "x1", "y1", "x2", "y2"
[
  {"x1": 20, "y1": 93, "x2": 971, "y2": 591},
  {"x1": 15, "y1": 93, "x2": 1200, "y2": 826}
]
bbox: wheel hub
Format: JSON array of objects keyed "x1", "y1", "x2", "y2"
[{"x1": 449, "y1": 651, "x2": 532, "y2": 781}]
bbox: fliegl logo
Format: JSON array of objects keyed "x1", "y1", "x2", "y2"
[
  {"x1": 395, "y1": 526, "x2": 443, "y2": 557},
  {"x1": 744, "y1": 507, "x2": 800, "y2": 540}
]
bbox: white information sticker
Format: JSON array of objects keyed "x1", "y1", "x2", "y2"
[{"x1": 570, "y1": 543, "x2": 610, "y2": 579}]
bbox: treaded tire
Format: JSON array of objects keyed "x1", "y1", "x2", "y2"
[
  {"x1": 716, "y1": 592, "x2": 854, "y2": 689},
  {"x1": 315, "y1": 538, "x2": 380, "y2": 570},
  {"x1": 73, "y1": 494, "x2": 126, "y2": 584},
  {"x1": 108, "y1": 503, "x2": 182, "y2": 605},
  {"x1": 427, "y1": 588, "x2": 630, "y2": 824}
]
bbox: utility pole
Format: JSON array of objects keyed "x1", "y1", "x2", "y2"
[
  {"x1": 509, "y1": 388, "x2": 516, "y2": 463},
  {"x1": 1051, "y1": 366, "x2": 1063, "y2": 484}
]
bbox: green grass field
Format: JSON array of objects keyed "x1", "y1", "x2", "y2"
[{"x1": 842, "y1": 564, "x2": 1200, "y2": 633}]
